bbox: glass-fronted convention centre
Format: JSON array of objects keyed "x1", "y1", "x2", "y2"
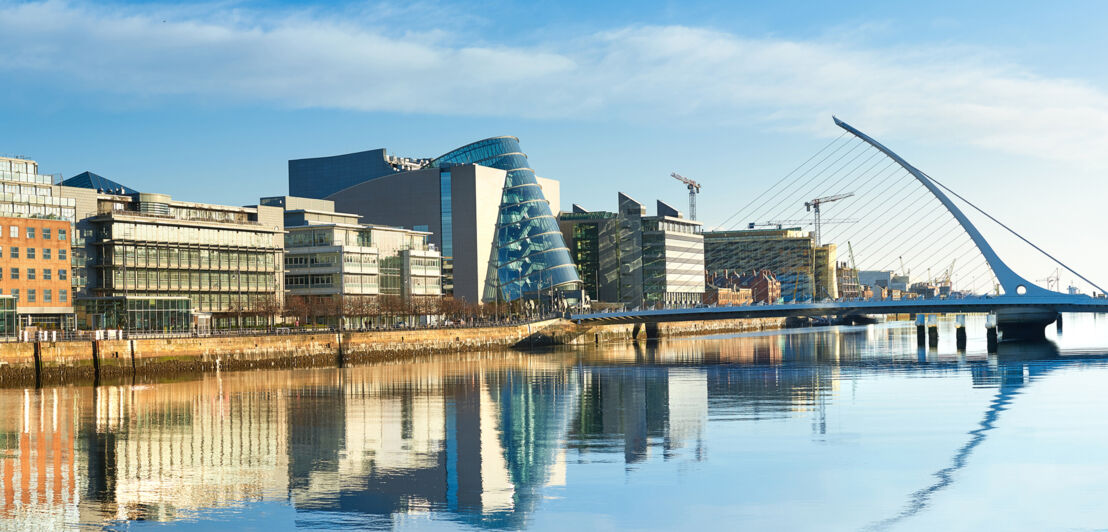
[{"x1": 428, "y1": 137, "x2": 581, "y2": 301}]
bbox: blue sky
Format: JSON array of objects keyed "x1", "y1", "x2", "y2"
[{"x1": 2, "y1": 0, "x2": 1106, "y2": 290}]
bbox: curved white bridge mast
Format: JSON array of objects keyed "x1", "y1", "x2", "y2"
[{"x1": 832, "y1": 116, "x2": 1056, "y2": 298}]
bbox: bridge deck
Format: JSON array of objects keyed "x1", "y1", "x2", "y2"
[{"x1": 571, "y1": 296, "x2": 1108, "y2": 324}]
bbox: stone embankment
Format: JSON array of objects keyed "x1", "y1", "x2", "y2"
[{"x1": 0, "y1": 317, "x2": 783, "y2": 386}]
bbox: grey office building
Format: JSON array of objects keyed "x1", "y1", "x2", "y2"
[{"x1": 559, "y1": 193, "x2": 704, "y2": 309}]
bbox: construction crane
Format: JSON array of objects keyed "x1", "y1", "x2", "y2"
[
  {"x1": 747, "y1": 218, "x2": 859, "y2": 230},
  {"x1": 804, "y1": 193, "x2": 854, "y2": 245},
  {"x1": 670, "y1": 172, "x2": 701, "y2": 220},
  {"x1": 847, "y1": 241, "x2": 861, "y2": 294}
]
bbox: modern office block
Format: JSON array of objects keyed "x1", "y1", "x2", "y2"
[
  {"x1": 703, "y1": 228, "x2": 838, "y2": 302},
  {"x1": 65, "y1": 190, "x2": 285, "y2": 329},
  {"x1": 559, "y1": 194, "x2": 704, "y2": 309}
]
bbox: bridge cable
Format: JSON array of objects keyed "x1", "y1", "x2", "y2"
[
  {"x1": 713, "y1": 131, "x2": 848, "y2": 231},
  {"x1": 734, "y1": 137, "x2": 867, "y2": 229}
]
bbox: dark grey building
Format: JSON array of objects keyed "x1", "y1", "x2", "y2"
[{"x1": 288, "y1": 149, "x2": 427, "y2": 200}]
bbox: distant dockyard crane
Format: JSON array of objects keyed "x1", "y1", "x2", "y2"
[
  {"x1": 805, "y1": 192, "x2": 854, "y2": 246},
  {"x1": 670, "y1": 172, "x2": 701, "y2": 220}
]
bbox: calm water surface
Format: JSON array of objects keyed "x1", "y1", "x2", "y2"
[{"x1": 3, "y1": 315, "x2": 1108, "y2": 531}]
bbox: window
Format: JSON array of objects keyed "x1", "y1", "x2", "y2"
[
  {"x1": 11, "y1": 289, "x2": 18, "y2": 302},
  {"x1": 27, "y1": 290, "x2": 35, "y2": 303},
  {"x1": 59, "y1": 228, "x2": 66, "y2": 241},
  {"x1": 9, "y1": 247, "x2": 16, "y2": 259},
  {"x1": 43, "y1": 269, "x2": 51, "y2": 280},
  {"x1": 59, "y1": 248, "x2": 66, "y2": 261},
  {"x1": 42, "y1": 248, "x2": 50, "y2": 260},
  {"x1": 25, "y1": 227, "x2": 34, "y2": 239},
  {"x1": 42, "y1": 228, "x2": 51, "y2": 240},
  {"x1": 59, "y1": 269, "x2": 66, "y2": 280},
  {"x1": 26, "y1": 269, "x2": 34, "y2": 280},
  {"x1": 43, "y1": 290, "x2": 51, "y2": 303},
  {"x1": 9, "y1": 226, "x2": 16, "y2": 238},
  {"x1": 59, "y1": 289, "x2": 67, "y2": 303},
  {"x1": 10, "y1": 268, "x2": 17, "y2": 280},
  {"x1": 26, "y1": 248, "x2": 34, "y2": 259}
]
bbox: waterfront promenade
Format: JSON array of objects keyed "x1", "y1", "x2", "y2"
[{"x1": 0, "y1": 316, "x2": 783, "y2": 386}]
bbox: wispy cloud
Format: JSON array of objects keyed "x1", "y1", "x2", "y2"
[{"x1": 4, "y1": 1, "x2": 1108, "y2": 166}]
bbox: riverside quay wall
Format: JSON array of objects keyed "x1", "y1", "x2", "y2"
[{"x1": 0, "y1": 317, "x2": 784, "y2": 386}]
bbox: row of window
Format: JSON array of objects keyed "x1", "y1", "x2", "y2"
[
  {"x1": 3, "y1": 268, "x2": 67, "y2": 281},
  {"x1": 105, "y1": 270, "x2": 276, "y2": 291},
  {"x1": 3, "y1": 246, "x2": 67, "y2": 260},
  {"x1": 0, "y1": 288, "x2": 67, "y2": 303},
  {"x1": 109, "y1": 246, "x2": 278, "y2": 271},
  {"x1": 3, "y1": 226, "x2": 68, "y2": 241}
]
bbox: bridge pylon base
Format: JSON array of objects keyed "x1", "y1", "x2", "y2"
[{"x1": 996, "y1": 307, "x2": 1059, "y2": 341}]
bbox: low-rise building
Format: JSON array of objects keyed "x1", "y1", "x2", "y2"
[
  {"x1": 703, "y1": 286, "x2": 753, "y2": 306},
  {"x1": 836, "y1": 261, "x2": 861, "y2": 299},
  {"x1": 736, "y1": 270, "x2": 782, "y2": 304},
  {"x1": 264, "y1": 196, "x2": 442, "y2": 327}
]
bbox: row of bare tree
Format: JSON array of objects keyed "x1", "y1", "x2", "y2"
[{"x1": 228, "y1": 295, "x2": 539, "y2": 328}]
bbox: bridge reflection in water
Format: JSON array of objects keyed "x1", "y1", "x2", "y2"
[{"x1": 0, "y1": 320, "x2": 1102, "y2": 530}]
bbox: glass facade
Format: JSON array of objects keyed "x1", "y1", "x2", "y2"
[
  {"x1": 89, "y1": 205, "x2": 283, "y2": 328},
  {"x1": 429, "y1": 137, "x2": 580, "y2": 301},
  {"x1": 76, "y1": 296, "x2": 190, "y2": 332}
]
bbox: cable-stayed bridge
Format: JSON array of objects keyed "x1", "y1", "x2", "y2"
[{"x1": 570, "y1": 117, "x2": 1108, "y2": 339}]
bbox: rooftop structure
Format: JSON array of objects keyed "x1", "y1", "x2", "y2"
[{"x1": 60, "y1": 171, "x2": 138, "y2": 195}]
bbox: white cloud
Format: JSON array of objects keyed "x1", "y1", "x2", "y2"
[{"x1": 3, "y1": 1, "x2": 1108, "y2": 167}]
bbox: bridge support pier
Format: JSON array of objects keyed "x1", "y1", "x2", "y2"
[
  {"x1": 916, "y1": 315, "x2": 926, "y2": 347},
  {"x1": 925, "y1": 314, "x2": 938, "y2": 348},
  {"x1": 1056, "y1": 314, "x2": 1063, "y2": 334},
  {"x1": 645, "y1": 322, "x2": 660, "y2": 341},
  {"x1": 954, "y1": 315, "x2": 967, "y2": 351},
  {"x1": 632, "y1": 322, "x2": 642, "y2": 340},
  {"x1": 996, "y1": 307, "x2": 1059, "y2": 341}
]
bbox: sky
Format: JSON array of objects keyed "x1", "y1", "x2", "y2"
[{"x1": 1, "y1": 0, "x2": 1106, "y2": 290}]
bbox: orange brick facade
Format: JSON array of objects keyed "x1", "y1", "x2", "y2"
[{"x1": 0, "y1": 217, "x2": 73, "y2": 312}]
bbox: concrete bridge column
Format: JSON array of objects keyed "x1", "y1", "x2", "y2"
[
  {"x1": 916, "y1": 315, "x2": 926, "y2": 347},
  {"x1": 927, "y1": 314, "x2": 939, "y2": 348},
  {"x1": 645, "y1": 322, "x2": 660, "y2": 340},
  {"x1": 955, "y1": 315, "x2": 967, "y2": 351},
  {"x1": 996, "y1": 307, "x2": 1059, "y2": 341}
]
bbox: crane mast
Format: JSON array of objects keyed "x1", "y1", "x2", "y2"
[
  {"x1": 670, "y1": 172, "x2": 701, "y2": 220},
  {"x1": 804, "y1": 192, "x2": 854, "y2": 246}
]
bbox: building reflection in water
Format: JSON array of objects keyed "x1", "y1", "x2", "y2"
[{"x1": 0, "y1": 324, "x2": 1079, "y2": 530}]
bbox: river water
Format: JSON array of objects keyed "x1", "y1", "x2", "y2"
[{"x1": 2, "y1": 315, "x2": 1108, "y2": 531}]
